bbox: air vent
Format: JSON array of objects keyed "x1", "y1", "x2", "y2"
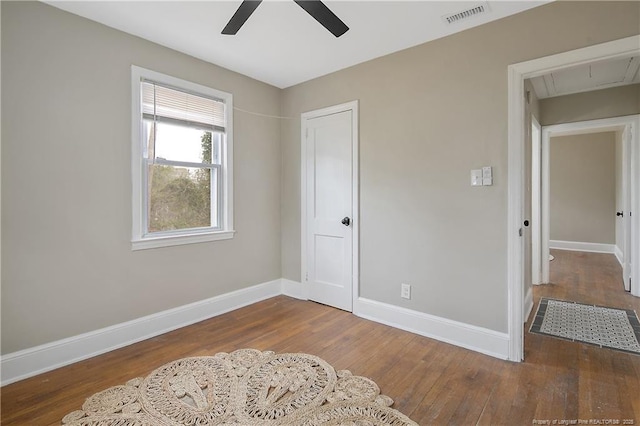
[{"x1": 442, "y1": 3, "x2": 490, "y2": 24}]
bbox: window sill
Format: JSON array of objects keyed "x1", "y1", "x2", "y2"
[{"x1": 131, "y1": 230, "x2": 235, "y2": 251}]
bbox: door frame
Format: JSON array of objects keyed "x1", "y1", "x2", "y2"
[
  {"x1": 507, "y1": 35, "x2": 640, "y2": 361},
  {"x1": 300, "y1": 101, "x2": 359, "y2": 310},
  {"x1": 539, "y1": 115, "x2": 639, "y2": 287}
]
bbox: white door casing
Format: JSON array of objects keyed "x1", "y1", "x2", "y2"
[{"x1": 301, "y1": 101, "x2": 359, "y2": 312}]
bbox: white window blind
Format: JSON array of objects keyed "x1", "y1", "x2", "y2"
[{"x1": 142, "y1": 81, "x2": 226, "y2": 131}]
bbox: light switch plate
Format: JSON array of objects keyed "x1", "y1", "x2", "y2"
[
  {"x1": 471, "y1": 169, "x2": 483, "y2": 186},
  {"x1": 482, "y1": 166, "x2": 493, "y2": 186}
]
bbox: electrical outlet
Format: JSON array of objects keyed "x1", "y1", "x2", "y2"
[{"x1": 401, "y1": 283, "x2": 411, "y2": 299}]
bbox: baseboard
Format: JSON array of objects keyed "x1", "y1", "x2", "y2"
[
  {"x1": 281, "y1": 279, "x2": 307, "y2": 300},
  {"x1": 524, "y1": 286, "x2": 534, "y2": 322},
  {"x1": 614, "y1": 245, "x2": 624, "y2": 266},
  {"x1": 2, "y1": 280, "x2": 514, "y2": 385},
  {"x1": 1, "y1": 279, "x2": 282, "y2": 386},
  {"x1": 549, "y1": 240, "x2": 616, "y2": 254},
  {"x1": 354, "y1": 298, "x2": 510, "y2": 360}
]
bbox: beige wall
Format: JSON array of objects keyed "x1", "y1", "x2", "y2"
[
  {"x1": 1, "y1": 2, "x2": 282, "y2": 353},
  {"x1": 550, "y1": 133, "x2": 616, "y2": 244},
  {"x1": 281, "y1": 1, "x2": 640, "y2": 332},
  {"x1": 540, "y1": 84, "x2": 640, "y2": 126}
]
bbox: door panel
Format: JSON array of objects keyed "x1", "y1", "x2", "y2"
[{"x1": 314, "y1": 235, "x2": 343, "y2": 285}]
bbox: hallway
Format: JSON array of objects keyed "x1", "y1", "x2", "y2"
[{"x1": 535, "y1": 249, "x2": 638, "y2": 311}]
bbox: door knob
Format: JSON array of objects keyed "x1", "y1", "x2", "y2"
[
  {"x1": 616, "y1": 211, "x2": 624, "y2": 217},
  {"x1": 341, "y1": 217, "x2": 351, "y2": 226}
]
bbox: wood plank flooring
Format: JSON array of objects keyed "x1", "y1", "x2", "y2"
[{"x1": 2, "y1": 250, "x2": 639, "y2": 425}]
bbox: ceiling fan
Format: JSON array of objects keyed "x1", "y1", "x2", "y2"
[{"x1": 222, "y1": 0, "x2": 349, "y2": 38}]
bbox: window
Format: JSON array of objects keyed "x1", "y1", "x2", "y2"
[{"x1": 131, "y1": 66, "x2": 234, "y2": 250}]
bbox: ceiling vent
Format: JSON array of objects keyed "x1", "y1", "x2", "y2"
[{"x1": 442, "y1": 3, "x2": 490, "y2": 25}]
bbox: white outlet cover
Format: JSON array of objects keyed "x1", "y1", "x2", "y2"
[{"x1": 401, "y1": 283, "x2": 411, "y2": 299}]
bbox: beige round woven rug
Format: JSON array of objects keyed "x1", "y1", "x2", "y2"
[{"x1": 62, "y1": 348, "x2": 418, "y2": 425}]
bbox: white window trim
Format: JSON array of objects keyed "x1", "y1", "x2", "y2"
[{"x1": 131, "y1": 65, "x2": 234, "y2": 250}]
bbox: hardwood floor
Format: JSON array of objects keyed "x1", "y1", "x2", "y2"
[
  {"x1": 526, "y1": 250, "x2": 640, "y2": 423},
  {"x1": 540, "y1": 249, "x2": 636, "y2": 310},
  {"x1": 2, "y1": 250, "x2": 639, "y2": 425}
]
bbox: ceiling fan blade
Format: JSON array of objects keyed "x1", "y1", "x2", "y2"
[
  {"x1": 294, "y1": 1, "x2": 349, "y2": 38},
  {"x1": 222, "y1": 0, "x2": 263, "y2": 35}
]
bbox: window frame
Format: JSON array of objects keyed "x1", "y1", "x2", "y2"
[{"x1": 131, "y1": 66, "x2": 234, "y2": 250}]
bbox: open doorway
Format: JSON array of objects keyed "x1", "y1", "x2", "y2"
[
  {"x1": 531, "y1": 119, "x2": 637, "y2": 322},
  {"x1": 506, "y1": 35, "x2": 640, "y2": 362},
  {"x1": 536, "y1": 117, "x2": 637, "y2": 295}
]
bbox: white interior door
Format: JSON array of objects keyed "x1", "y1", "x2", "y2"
[
  {"x1": 302, "y1": 104, "x2": 357, "y2": 311},
  {"x1": 623, "y1": 126, "x2": 632, "y2": 291},
  {"x1": 531, "y1": 117, "x2": 542, "y2": 285}
]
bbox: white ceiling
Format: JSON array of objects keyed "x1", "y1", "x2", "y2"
[
  {"x1": 530, "y1": 56, "x2": 640, "y2": 99},
  {"x1": 45, "y1": 0, "x2": 548, "y2": 89}
]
